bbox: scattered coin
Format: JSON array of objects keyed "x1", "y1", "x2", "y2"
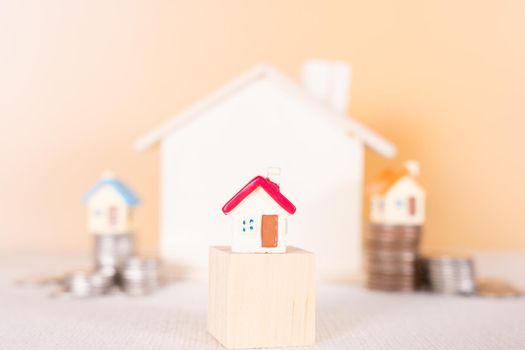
[
  {"x1": 477, "y1": 277, "x2": 524, "y2": 298},
  {"x1": 16, "y1": 233, "x2": 165, "y2": 299},
  {"x1": 65, "y1": 270, "x2": 113, "y2": 298},
  {"x1": 14, "y1": 273, "x2": 68, "y2": 287}
]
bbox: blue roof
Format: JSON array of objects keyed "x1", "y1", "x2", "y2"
[{"x1": 83, "y1": 177, "x2": 141, "y2": 206}]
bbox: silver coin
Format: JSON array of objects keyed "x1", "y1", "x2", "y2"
[
  {"x1": 65, "y1": 270, "x2": 113, "y2": 298},
  {"x1": 121, "y1": 256, "x2": 163, "y2": 296},
  {"x1": 94, "y1": 234, "x2": 135, "y2": 269},
  {"x1": 424, "y1": 255, "x2": 476, "y2": 295}
]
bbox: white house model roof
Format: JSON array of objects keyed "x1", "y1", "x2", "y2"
[{"x1": 134, "y1": 64, "x2": 396, "y2": 158}]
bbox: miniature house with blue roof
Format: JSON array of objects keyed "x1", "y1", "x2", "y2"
[{"x1": 83, "y1": 172, "x2": 140, "y2": 235}]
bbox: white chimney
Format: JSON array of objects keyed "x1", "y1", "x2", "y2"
[
  {"x1": 404, "y1": 160, "x2": 420, "y2": 177},
  {"x1": 301, "y1": 59, "x2": 351, "y2": 114},
  {"x1": 267, "y1": 167, "x2": 281, "y2": 186}
]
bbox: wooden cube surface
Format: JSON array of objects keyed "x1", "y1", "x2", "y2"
[{"x1": 208, "y1": 246, "x2": 315, "y2": 349}]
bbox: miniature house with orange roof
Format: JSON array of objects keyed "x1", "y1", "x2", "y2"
[
  {"x1": 222, "y1": 167, "x2": 296, "y2": 253},
  {"x1": 83, "y1": 172, "x2": 140, "y2": 235},
  {"x1": 368, "y1": 161, "x2": 425, "y2": 226}
]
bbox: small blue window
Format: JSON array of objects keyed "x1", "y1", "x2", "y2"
[
  {"x1": 396, "y1": 199, "x2": 403, "y2": 208},
  {"x1": 242, "y1": 218, "x2": 256, "y2": 233}
]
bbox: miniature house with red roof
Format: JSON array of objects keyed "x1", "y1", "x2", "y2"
[
  {"x1": 222, "y1": 167, "x2": 296, "y2": 253},
  {"x1": 367, "y1": 161, "x2": 425, "y2": 226}
]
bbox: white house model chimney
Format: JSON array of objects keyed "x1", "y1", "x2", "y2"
[
  {"x1": 404, "y1": 160, "x2": 420, "y2": 177},
  {"x1": 267, "y1": 167, "x2": 281, "y2": 186},
  {"x1": 301, "y1": 59, "x2": 351, "y2": 115}
]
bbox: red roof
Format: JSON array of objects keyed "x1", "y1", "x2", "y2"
[{"x1": 222, "y1": 176, "x2": 296, "y2": 215}]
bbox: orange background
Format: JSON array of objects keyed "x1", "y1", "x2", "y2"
[{"x1": 1, "y1": 0, "x2": 524, "y2": 255}]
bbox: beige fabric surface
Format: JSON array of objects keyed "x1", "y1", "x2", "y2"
[{"x1": 1, "y1": 252, "x2": 525, "y2": 350}]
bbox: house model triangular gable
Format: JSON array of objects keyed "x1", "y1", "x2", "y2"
[{"x1": 135, "y1": 64, "x2": 396, "y2": 158}]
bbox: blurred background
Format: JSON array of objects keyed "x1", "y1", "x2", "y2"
[{"x1": 1, "y1": 0, "x2": 524, "y2": 256}]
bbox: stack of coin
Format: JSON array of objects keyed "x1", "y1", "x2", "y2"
[
  {"x1": 65, "y1": 270, "x2": 114, "y2": 298},
  {"x1": 121, "y1": 256, "x2": 162, "y2": 296},
  {"x1": 365, "y1": 224, "x2": 422, "y2": 292},
  {"x1": 425, "y1": 254, "x2": 476, "y2": 295},
  {"x1": 94, "y1": 234, "x2": 135, "y2": 272},
  {"x1": 414, "y1": 256, "x2": 431, "y2": 290}
]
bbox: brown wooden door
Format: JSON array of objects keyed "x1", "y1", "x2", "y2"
[
  {"x1": 108, "y1": 206, "x2": 117, "y2": 226},
  {"x1": 261, "y1": 215, "x2": 278, "y2": 248},
  {"x1": 408, "y1": 197, "x2": 416, "y2": 215}
]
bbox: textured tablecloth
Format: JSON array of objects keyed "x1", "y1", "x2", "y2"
[{"x1": 1, "y1": 252, "x2": 525, "y2": 350}]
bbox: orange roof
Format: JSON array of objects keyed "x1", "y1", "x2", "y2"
[{"x1": 367, "y1": 168, "x2": 411, "y2": 195}]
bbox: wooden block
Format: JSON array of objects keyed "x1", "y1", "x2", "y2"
[{"x1": 208, "y1": 246, "x2": 315, "y2": 349}]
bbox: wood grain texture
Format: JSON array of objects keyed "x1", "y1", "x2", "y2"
[{"x1": 208, "y1": 246, "x2": 315, "y2": 349}]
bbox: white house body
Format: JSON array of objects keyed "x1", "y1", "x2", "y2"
[{"x1": 135, "y1": 61, "x2": 396, "y2": 281}]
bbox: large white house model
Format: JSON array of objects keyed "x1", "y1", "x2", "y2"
[
  {"x1": 135, "y1": 60, "x2": 397, "y2": 280},
  {"x1": 368, "y1": 161, "x2": 425, "y2": 226},
  {"x1": 222, "y1": 167, "x2": 296, "y2": 253}
]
